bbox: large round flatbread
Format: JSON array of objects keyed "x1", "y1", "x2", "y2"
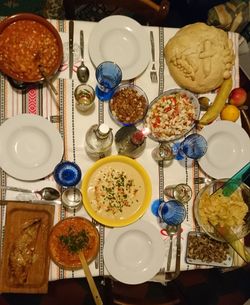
[{"x1": 164, "y1": 23, "x2": 235, "y2": 93}]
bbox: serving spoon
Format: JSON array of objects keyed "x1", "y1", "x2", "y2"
[
  {"x1": 39, "y1": 65, "x2": 58, "y2": 97},
  {"x1": 165, "y1": 225, "x2": 178, "y2": 271},
  {"x1": 77, "y1": 30, "x2": 89, "y2": 83},
  {"x1": 0, "y1": 186, "x2": 60, "y2": 201}
]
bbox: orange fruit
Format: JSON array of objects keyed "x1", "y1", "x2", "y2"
[{"x1": 220, "y1": 104, "x2": 240, "y2": 122}]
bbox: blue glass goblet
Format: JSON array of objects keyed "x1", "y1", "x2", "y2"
[
  {"x1": 158, "y1": 200, "x2": 186, "y2": 226},
  {"x1": 95, "y1": 61, "x2": 122, "y2": 101},
  {"x1": 177, "y1": 133, "x2": 208, "y2": 160}
]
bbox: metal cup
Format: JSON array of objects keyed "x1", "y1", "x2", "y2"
[{"x1": 62, "y1": 187, "x2": 82, "y2": 211}]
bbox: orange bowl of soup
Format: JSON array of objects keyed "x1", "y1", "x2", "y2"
[{"x1": 0, "y1": 13, "x2": 63, "y2": 83}]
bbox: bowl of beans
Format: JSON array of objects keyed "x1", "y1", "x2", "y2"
[
  {"x1": 109, "y1": 83, "x2": 149, "y2": 126},
  {"x1": 144, "y1": 89, "x2": 200, "y2": 142},
  {"x1": 0, "y1": 13, "x2": 63, "y2": 83}
]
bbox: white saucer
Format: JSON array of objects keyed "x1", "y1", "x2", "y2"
[
  {"x1": 199, "y1": 120, "x2": 250, "y2": 179},
  {"x1": 88, "y1": 15, "x2": 150, "y2": 80},
  {"x1": 0, "y1": 114, "x2": 64, "y2": 181},
  {"x1": 103, "y1": 219, "x2": 165, "y2": 284}
]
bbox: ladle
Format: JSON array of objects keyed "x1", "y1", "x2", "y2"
[
  {"x1": 77, "y1": 30, "x2": 89, "y2": 83},
  {"x1": 0, "y1": 186, "x2": 60, "y2": 201}
]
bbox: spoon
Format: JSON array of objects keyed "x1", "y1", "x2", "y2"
[
  {"x1": 77, "y1": 30, "x2": 89, "y2": 83},
  {"x1": 165, "y1": 225, "x2": 178, "y2": 271},
  {"x1": 39, "y1": 65, "x2": 58, "y2": 97},
  {"x1": 0, "y1": 186, "x2": 60, "y2": 201}
]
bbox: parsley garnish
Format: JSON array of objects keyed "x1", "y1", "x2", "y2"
[{"x1": 59, "y1": 226, "x2": 89, "y2": 253}]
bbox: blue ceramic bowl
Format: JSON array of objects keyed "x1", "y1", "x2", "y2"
[{"x1": 54, "y1": 161, "x2": 82, "y2": 187}]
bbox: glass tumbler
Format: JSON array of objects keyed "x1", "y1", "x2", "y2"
[
  {"x1": 74, "y1": 84, "x2": 95, "y2": 112},
  {"x1": 151, "y1": 142, "x2": 174, "y2": 161},
  {"x1": 164, "y1": 183, "x2": 192, "y2": 203},
  {"x1": 177, "y1": 134, "x2": 208, "y2": 160},
  {"x1": 95, "y1": 61, "x2": 122, "y2": 101},
  {"x1": 158, "y1": 200, "x2": 186, "y2": 225}
]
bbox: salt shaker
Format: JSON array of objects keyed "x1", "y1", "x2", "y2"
[{"x1": 85, "y1": 123, "x2": 113, "y2": 159}]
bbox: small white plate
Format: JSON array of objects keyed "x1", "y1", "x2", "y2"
[
  {"x1": 103, "y1": 220, "x2": 165, "y2": 284},
  {"x1": 0, "y1": 114, "x2": 64, "y2": 181},
  {"x1": 88, "y1": 15, "x2": 150, "y2": 80},
  {"x1": 199, "y1": 121, "x2": 250, "y2": 179}
]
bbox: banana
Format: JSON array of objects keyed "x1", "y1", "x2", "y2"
[{"x1": 199, "y1": 77, "x2": 233, "y2": 126}]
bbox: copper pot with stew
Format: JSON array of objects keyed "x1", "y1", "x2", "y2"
[{"x1": 0, "y1": 13, "x2": 63, "y2": 84}]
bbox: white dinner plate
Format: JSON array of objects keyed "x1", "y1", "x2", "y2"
[
  {"x1": 88, "y1": 15, "x2": 150, "y2": 80},
  {"x1": 103, "y1": 220, "x2": 165, "y2": 284},
  {"x1": 0, "y1": 114, "x2": 64, "y2": 181},
  {"x1": 199, "y1": 120, "x2": 250, "y2": 179}
]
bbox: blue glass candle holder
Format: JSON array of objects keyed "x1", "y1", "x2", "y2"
[
  {"x1": 54, "y1": 161, "x2": 82, "y2": 187},
  {"x1": 158, "y1": 200, "x2": 186, "y2": 225}
]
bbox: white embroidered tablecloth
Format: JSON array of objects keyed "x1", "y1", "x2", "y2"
[{"x1": 0, "y1": 18, "x2": 242, "y2": 284}]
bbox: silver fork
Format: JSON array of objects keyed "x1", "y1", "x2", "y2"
[{"x1": 150, "y1": 31, "x2": 158, "y2": 83}]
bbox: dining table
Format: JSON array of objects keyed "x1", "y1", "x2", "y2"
[{"x1": 0, "y1": 15, "x2": 247, "y2": 288}]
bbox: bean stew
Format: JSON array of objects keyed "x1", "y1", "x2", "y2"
[{"x1": 0, "y1": 14, "x2": 62, "y2": 82}]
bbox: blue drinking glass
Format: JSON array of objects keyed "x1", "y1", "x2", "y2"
[
  {"x1": 95, "y1": 61, "x2": 122, "y2": 101},
  {"x1": 54, "y1": 161, "x2": 82, "y2": 187},
  {"x1": 178, "y1": 133, "x2": 208, "y2": 160},
  {"x1": 158, "y1": 200, "x2": 186, "y2": 226}
]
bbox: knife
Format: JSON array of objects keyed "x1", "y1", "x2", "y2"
[
  {"x1": 0, "y1": 199, "x2": 61, "y2": 206},
  {"x1": 174, "y1": 224, "x2": 181, "y2": 278},
  {"x1": 69, "y1": 20, "x2": 74, "y2": 79}
]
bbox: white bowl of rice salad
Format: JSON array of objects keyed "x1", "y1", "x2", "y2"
[{"x1": 144, "y1": 89, "x2": 200, "y2": 142}]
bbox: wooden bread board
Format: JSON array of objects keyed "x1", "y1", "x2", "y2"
[{"x1": 0, "y1": 201, "x2": 55, "y2": 293}]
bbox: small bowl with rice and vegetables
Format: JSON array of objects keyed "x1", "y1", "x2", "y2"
[
  {"x1": 109, "y1": 83, "x2": 149, "y2": 126},
  {"x1": 144, "y1": 89, "x2": 200, "y2": 142}
]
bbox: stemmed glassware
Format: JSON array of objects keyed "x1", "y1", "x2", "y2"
[
  {"x1": 95, "y1": 61, "x2": 122, "y2": 101},
  {"x1": 152, "y1": 133, "x2": 207, "y2": 162},
  {"x1": 174, "y1": 133, "x2": 208, "y2": 160}
]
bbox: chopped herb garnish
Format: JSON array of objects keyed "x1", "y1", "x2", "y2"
[
  {"x1": 59, "y1": 226, "x2": 89, "y2": 253},
  {"x1": 92, "y1": 168, "x2": 141, "y2": 215}
]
